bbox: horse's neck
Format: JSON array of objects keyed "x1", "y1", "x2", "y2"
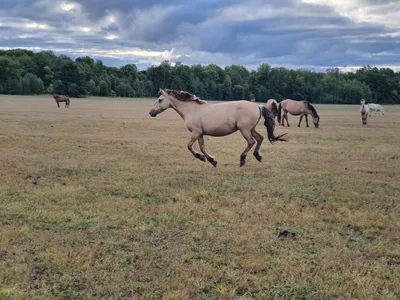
[{"x1": 171, "y1": 98, "x2": 203, "y2": 120}]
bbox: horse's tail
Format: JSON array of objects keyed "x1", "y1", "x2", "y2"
[
  {"x1": 277, "y1": 102, "x2": 282, "y2": 124},
  {"x1": 306, "y1": 101, "x2": 319, "y2": 118},
  {"x1": 261, "y1": 106, "x2": 288, "y2": 143}
]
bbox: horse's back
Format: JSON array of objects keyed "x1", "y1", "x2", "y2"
[
  {"x1": 203, "y1": 100, "x2": 259, "y2": 117},
  {"x1": 281, "y1": 99, "x2": 307, "y2": 114},
  {"x1": 198, "y1": 101, "x2": 260, "y2": 136},
  {"x1": 265, "y1": 99, "x2": 277, "y2": 109}
]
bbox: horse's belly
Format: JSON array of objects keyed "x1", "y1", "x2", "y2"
[{"x1": 203, "y1": 123, "x2": 237, "y2": 136}]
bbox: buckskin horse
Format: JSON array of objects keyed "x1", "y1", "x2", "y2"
[
  {"x1": 149, "y1": 89, "x2": 287, "y2": 167},
  {"x1": 265, "y1": 99, "x2": 279, "y2": 121},
  {"x1": 360, "y1": 99, "x2": 369, "y2": 125},
  {"x1": 277, "y1": 99, "x2": 320, "y2": 128}
]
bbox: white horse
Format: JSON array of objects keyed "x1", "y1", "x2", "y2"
[
  {"x1": 368, "y1": 103, "x2": 384, "y2": 116},
  {"x1": 360, "y1": 99, "x2": 369, "y2": 125}
]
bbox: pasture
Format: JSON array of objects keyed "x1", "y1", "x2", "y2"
[{"x1": 0, "y1": 95, "x2": 399, "y2": 299}]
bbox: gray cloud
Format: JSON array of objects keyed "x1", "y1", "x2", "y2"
[{"x1": 0, "y1": 0, "x2": 399, "y2": 71}]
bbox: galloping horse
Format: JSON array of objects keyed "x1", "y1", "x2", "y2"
[
  {"x1": 265, "y1": 99, "x2": 279, "y2": 121},
  {"x1": 149, "y1": 89, "x2": 287, "y2": 167},
  {"x1": 53, "y1": 94, "x2": 70, "y2": 108},
  {"x1": 360, "y1": 99, "x2": 369, "y2": 125},
  {"x1": 277, "y1": 99, "x2": 320, "y2": 128}
]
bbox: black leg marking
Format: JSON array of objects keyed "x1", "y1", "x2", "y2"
[
  {"x1": 240, "y1": 154, "x2": 247, "y2": 167},
  {"x1": 253, "y1": 152, "x2": 262, "y2": 162},
  {"x1": 195, "y1": 153, "x2": 206, "y2": 161}
]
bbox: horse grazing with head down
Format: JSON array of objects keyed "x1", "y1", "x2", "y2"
[
  {"x1": 149, "y1": 89, "x2": 287, "y2": 167},
  {"x1": 53, "y1": 94, "x2": 70, "y2": 108},
  {"x1": 277, "y1": 99, "x2": 320, "y2": 128}
]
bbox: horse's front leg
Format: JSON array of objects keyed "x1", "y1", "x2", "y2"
[
  {"x1": 251, "y1": 129, "x2": 264, "y2": 163},
  {"x1": 187, "y1": 132, "x2": 206, "y2": 162},
  {"x1": 56, "y1": 101, "x2": 59, "y2": 108},
  {"x1": 239, "y1": 129, "x2": 256, "y2": 167},
  {"x1": 305, "y1": 114, "x2": 309, "y2": 127},
  {"x1": 198, "y1": 135, "x2": 217, "y2": 167},
  {"x1": 297, "y1": 115, "x2": 303, "y2": 127}
]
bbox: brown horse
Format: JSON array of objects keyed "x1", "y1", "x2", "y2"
[
  {"x1": 277, "y1": 99, "x2": 320, "y2": 128},
  {"x1": 149, "y1": 89, "x2": 287, "y2": 167},
  {"x1": 265, "y1": 99, "x2": 279, "y2": 120},
  {"x1": 53, "y1": 94, "x2": 70, "y2": 108}
]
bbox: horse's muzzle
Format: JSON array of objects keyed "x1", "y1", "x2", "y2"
[{"x1": 149, "y1": 110, "x2": 157, "y2": 117}]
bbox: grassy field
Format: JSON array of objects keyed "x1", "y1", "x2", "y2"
[{"x1": 0, "y1": 95, "x2": 399, "y2": 299}]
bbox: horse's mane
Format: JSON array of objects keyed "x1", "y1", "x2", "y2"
[
  {"x1": 306, "y1": 101, "x2": 319, "y2": 118},
  {"x1": 162, "y1": 89, "x2": 207, "y2": 104}
]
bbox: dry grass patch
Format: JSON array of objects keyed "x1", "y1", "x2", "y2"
[{"x1": 0, "y1": 96, "x2": 399, "y2": 299}]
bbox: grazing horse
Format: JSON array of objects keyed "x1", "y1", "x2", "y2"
[
  {"x1": 360, "y1": 99, "x2": 369, "y2": 125},
  {"x1": 277, "y1": 99, "x2": 320, "y2": 128},
  {"x1": 53, "y1": 94, "x2": 70, "y2": 108},
  {"x1": 265, "y1": 99, "x2": 279, "y2": 121},
  {"x1": 149, "y1": 89, "x2": 287, "y2": 167},
  {"x1": 368, "y1": 103, "x2": 384, "y2": 116}
]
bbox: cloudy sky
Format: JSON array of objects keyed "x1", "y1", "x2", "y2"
[{"x1": 1, "y1": 0, "x2": 399, "y2": 71}]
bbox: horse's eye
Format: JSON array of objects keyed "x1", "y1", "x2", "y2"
[{"x1": 158, "y1": 99, "x2": 163, "y2": 103}]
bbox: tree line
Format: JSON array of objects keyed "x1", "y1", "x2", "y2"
[{"x1": 1, "y1": 49, "x2": 399, "y2": 104}]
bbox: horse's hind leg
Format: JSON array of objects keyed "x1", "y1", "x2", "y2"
[
  {"x1": 187, "y1": 132, "x2": 206, "y2": 162},
  {"x1": 198, "y1": 136, "x2": 217, "y2": 167},
  {"x1": 284, "y1": 113, "x2": 290, "y2": 127},
  {"x1": 297, "y1": 115, "x2": 303, "y2": 127},
  {"x1": 251, "y1": 129, "x2": 264, "y2": 163},
  {"x1": 239, "y1": 129, "x2": 256, "y2": 167}
]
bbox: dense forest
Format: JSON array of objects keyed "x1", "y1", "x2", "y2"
[{"x1": 1, "y1": 49, "x2": 399, "y2": 104}]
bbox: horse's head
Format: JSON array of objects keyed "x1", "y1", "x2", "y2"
[
  {"x1": 313, "y1": 116, "x2": 320, "y2": 128},
  {"x1": 360, "y1": 99, "x2": 365, "y2": 105},
  {"x1": 149, "y1": 89, "x2": 173, "y2": 117}
]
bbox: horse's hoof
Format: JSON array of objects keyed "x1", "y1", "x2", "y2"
[
  {"x1": 253, "y1": 152, "x2": 262, "y2": 162},
  {"x1": 207, "y1": 157, "x2": 217, "y2": 167},
  {"x1": 240, "y1": 160, "x2": 246, "y2": 167}
]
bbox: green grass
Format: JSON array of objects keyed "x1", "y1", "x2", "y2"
[{"x1": 0, "y1": 95, "x2": 399, "y2": 299}]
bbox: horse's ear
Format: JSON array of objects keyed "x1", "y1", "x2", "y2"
[{"x1": 158, "y1": 89, "x2": 167, "y2": 96}]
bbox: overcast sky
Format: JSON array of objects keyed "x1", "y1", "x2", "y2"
[{"x1": 1, "y1": 0, "x2": 399, "y2": 71}]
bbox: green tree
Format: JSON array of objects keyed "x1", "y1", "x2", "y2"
[
  {"x1": 98, "y1": 80, "x2": 109, "y2": 96},
  {"x1": 233, "y1": 84, "x2": 245, "y2": 100}
]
